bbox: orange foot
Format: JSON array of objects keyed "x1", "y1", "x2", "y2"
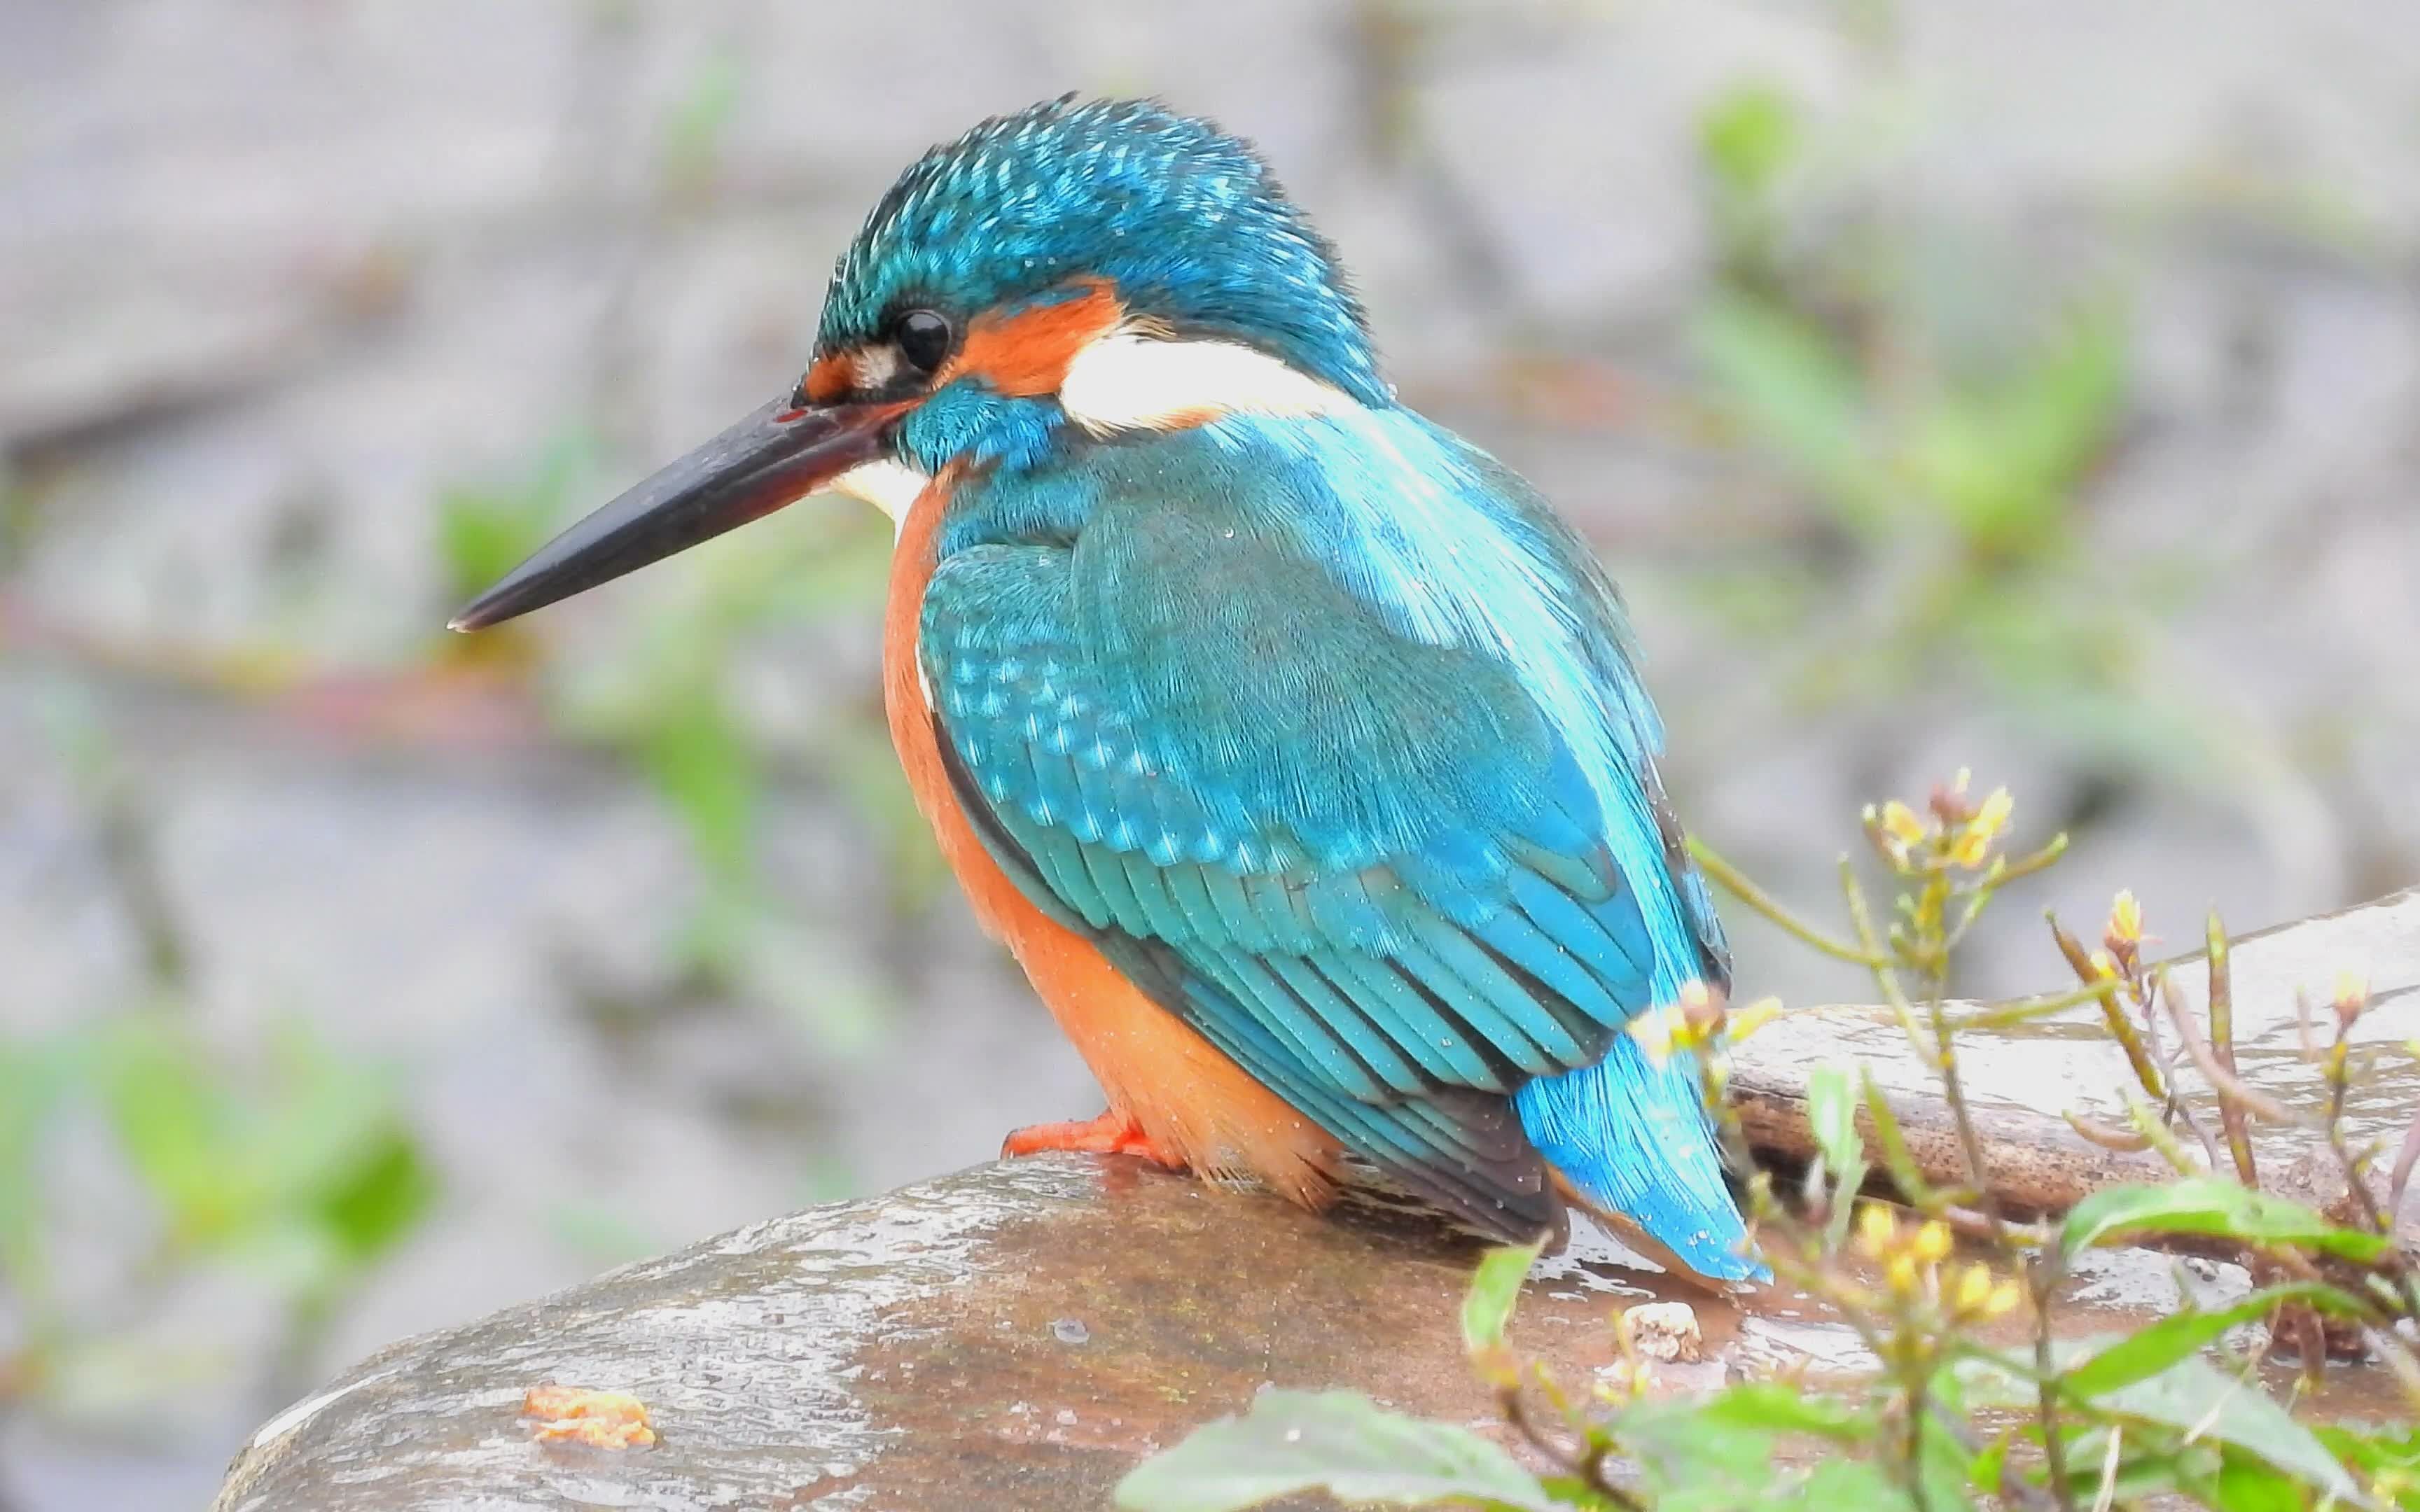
[{"x1": 1001, "y1": 1110, "x2": 1188, "y2": 1170}]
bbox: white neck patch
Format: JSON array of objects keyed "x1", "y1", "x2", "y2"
[
  {"x1": 1058, "y1": 330, "x2": 1359, "y2": 435},
  {"x1": 827, "y1": 459, "x2": 933, "y2": 537}
]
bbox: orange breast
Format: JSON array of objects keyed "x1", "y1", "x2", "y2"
[{"x1": 882, "y1": 473, "x2": 1338, "y2": 1205}]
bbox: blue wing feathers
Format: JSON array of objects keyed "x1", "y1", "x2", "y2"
[{"x1": 922, "y1": 412, "x2": 1760, "y2": 1277}]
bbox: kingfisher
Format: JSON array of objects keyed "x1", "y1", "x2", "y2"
[{"x1": 452, "y1": 97, "x2": 1762, "y2": 1282}]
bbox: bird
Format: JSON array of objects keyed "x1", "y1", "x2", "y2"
[{"x1": 451, "y1": 96, "x2": 1763, "y2": 1283}]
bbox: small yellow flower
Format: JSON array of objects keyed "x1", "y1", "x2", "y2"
[
  {"x1": 1953, "y1": 1263, "x2": 1994, "y2": 1314},
  {"x1": 1972, "y1": 786, "x2": 2013, "y2": 836},
  {"x1": 1910, "y1": 1220, "x2": 1953, "y2": 1265},
  {"x1": 1855, "y1": 1203, "x2": 1898, "y2": 1259},
  {"x1": 1676, "y1": 979, "x2": 1727, "y2": 1038},
  {"x1": 1879, "y1": 800, "x2": 1927, "y2": 847},
  {"x1": 1627, "y1": 1007, "x2": 1677, "y2": 1067},
  {"x1": 2106, "y1": 890, "x2": 2143, "y2": 946},
  {"x1": 1948, "y1": 788, "x2": 2014, "y2": 867},
  {"x1": 1725, "y1": 996, "x2": 1783, "y2": 1042},
  {"x1": 1984, "y1": 1280, "x2": 2023, "y2": 1317},
  {"x1": 1884, "y1": 1252, "x2": 1919, "y2": 1294},
  {"x1": 2332, "y1": 970, "x2": 2370, "y2": 1018},
  {"x1": 2088, "y1": 948, "x2": 2121, "y2": 981}
]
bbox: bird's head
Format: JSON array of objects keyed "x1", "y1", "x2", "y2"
[{"x1": 452, "y1": 97, "x2": 1384, "y2": 631}]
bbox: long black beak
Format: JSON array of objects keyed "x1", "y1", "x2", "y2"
[{"x1": 448, "y1": 396, "x2": 908, "y2": 632}]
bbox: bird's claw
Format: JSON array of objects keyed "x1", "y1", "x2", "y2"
[{"x1": 1001, "y1": 1110, "x2": 1187, "y2": 1170}]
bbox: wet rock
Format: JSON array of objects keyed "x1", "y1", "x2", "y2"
[
  {"x1": 1622, "y1": 1302, "x2": 1704, "y2": 1364},
  {"x1": 209, "y1": 1154, "x2": 1718, "y2": 1512},
  {"x1": 210, "y1": 889, "x2": 2420, "y2": 1510}
]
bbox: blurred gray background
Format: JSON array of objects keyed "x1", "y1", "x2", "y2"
[{"x1": 4, "y1": 1, "x2": 2417, "y2": 1506}]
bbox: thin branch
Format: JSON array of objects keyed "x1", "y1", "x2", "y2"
[
  {"x1": 1945, "y1": 978, "x2": 2134, "y2": 1033},
  {"x1": 2047, "y1": 914, "x2": 2164, "y2": 1102},
  {"x1": 1688, "y1": 837, "x2": 1886, "y2": 967},
  {"x1": 2063, "y1": 1112, "x2": 2153, "y2": 1154},
  {"x1": 2156, "y1": 968, "x2": 2316, "y2": 1130},
  {"x1": 2389, "y1": 1107, "x2": 2420, "y2": 1218},
  {"x1": 2203, "y1": 914, "x2": 2259, "y2": 1189}
]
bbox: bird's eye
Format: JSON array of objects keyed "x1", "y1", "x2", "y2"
[{"x1": 892, "y1": 309, "x2": 954, "y2": 374}]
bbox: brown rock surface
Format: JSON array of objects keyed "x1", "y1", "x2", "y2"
[
  {"x1": 210, "y1": 1155, "x2": 1744, "y2": 1511},
  {"x1": 212, "y1": 888, "x2": 2419, "y2": 1511}
]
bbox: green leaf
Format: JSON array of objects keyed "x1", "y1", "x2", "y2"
[
  {"x1": 1697, "y1": 83, "x2": 1800, "y2": 197},
  {"x1": 638, "y1": 686, "x2": 760, "y2": 886},
  {"x1": 2096, "y1": 1355, "x2": 2369, "y2": 1506},
  {"x1": 2060, "y1": 1178, "x2": 2392, "y2": 1264},
  {"x1": 1796, "y1": 1459, "x2": 1917, "y2": 1511},
  {"x1": 1690, "y1": 295, "x2": 1880, "y2": 524},
  {"x1": 1968, "y1": 1345, "x2": 2371, "y2": 1507},
  {"x1": 431, "y1": 435, "x2": 592, "y2": 601},
  {"x1": 2061, "y1": 1283, "x2": 2362, "y2": 1398},
  {"x1": 2209, "y1": 1447, "x2": 2327, "y2": 1512},
  {"x1": 0, "y1": 1031, "x2": 77, "y2": 1297},
  {"x1": 1968, "y1": 1430, "x2": 2011, "y2": 1496},
  {"x1": 316, "y1": 1126, "x2": 437, "y2": 1263},
  {"x1": 1905, "y1": 301, "x2": 2125, "y2": 553},
  {"x1": 1805, "y1": 1059, "x2": 1861, "y2": 1176},
  {"x1": 1686, "y1": 1382, "x2": 1876, "y2": 1443},
  {"x1": 1113, "y1": 1390, "x2": 1556, "y2": 1512},
  {"x1": 1914, "y1": 1364, "x2": 1979, "y2": 1510},
  {"x1": 1461, "y1": 1239, "x2": 1542, "y2": 1358},
  {"x1": 2318, "y1": 1423, "x2": 2420, "y2": 1509},
  {"x1": 1604, "y1": 1398, "x2": 1787, "y2": 1511},
  {"x1": 1613, "y1": 1394, "x2": 1893, "y2": 1510}
]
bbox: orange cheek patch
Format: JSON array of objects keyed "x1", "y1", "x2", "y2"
[
  {"x1": 947, "y1": 280, "x2": 1123, "y2": 397},
  {"x1": 801, "y1": 354, "x2": 853, "y2": 405}
]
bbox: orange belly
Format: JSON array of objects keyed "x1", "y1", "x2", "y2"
[{"x1": 881, "y1": 474, "x2": 1339, "y2": 1207}]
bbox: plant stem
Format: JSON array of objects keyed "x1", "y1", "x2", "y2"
[
  {"x1": 1688, "y1": 836, "x2": 1886, "y2": 967},
  {"x1": 2047, "y1": 914, "x2": 2164, "y2": 1102},
  {"x1": 2204, "y1": 914, "x2": 2260, "y2": 1189}
]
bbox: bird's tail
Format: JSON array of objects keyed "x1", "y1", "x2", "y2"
[{"x1": 1516, "y1": 1035, "x2": 1768, "y2": 1284}]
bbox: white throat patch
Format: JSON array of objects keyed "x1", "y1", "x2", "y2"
[
  {"x1": 828, "y1": 459, "x2": 933, "y2": 536},
  {"x1": 1058, "y1": 330, "x2": 1358, "y2": 435}
]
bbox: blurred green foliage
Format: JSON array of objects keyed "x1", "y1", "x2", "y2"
[
  {"x1": 0, "y1": 713, "x2": 436, "y2": 1423},
  {"x1": 1681, "y1": 76, "x2": 2177, "y2": 766},
  {"x1": 1, "y1": 1015, "x2": 432, "y2": 1418},
  {"x1": 426, "y1": 428, "x2": 929, "y2": 1051},
  {"x1": 433, "y1": 433, "x2": 599, "y2": 611}
]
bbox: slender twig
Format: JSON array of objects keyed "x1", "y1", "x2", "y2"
[
  {"x1": 1688, "y1": 837, "x2": 1886, "y2": 967},
  {"x1": 2155, "y1": 968, "x2": 2314, "y2": 1129},
  {"x1": 2311, "y1": 999, "x2": 2420, "y2": 1318},
  {"x1": 1904, "y1": 1371, "x2": 1933, "y2": 1512},
  {"x1": 1935, "y1": 1204, "x2": 2047, "y2": 1245},
  {"x1": 2089, "y1": 1423, "x2": 2123, "y2": 1512},
  {"x1": 2063, "y1": 1111, "x2": 2153, "y2": 1154},
  {"x1": 2122, "y1": 1086, "x2": 2207, "y2": 1176},
  {"x1": 2388, "y1": 1107, "x2": 2420, "y2": 1218},
  {"x1": 2047, "y1": 915, "x2": 2164, "y2": 1102},
  {"x1": 2202, "y1": 916, "x2": 2260, "y2": 1189},
  {"x1": 1945, "y1": 978, "x2": 2136, "y2": 1032},
  {"x1": 1943, "y1": 836, "x2": 2069, "y2": 954},
  {"x1": 1841, "y1": 860, "x2": 1935, "y2": 1069}
]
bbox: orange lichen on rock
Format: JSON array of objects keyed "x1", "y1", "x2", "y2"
[{"x1": 521, "y1": 1383, "x2": 657, "y2": 1449}]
